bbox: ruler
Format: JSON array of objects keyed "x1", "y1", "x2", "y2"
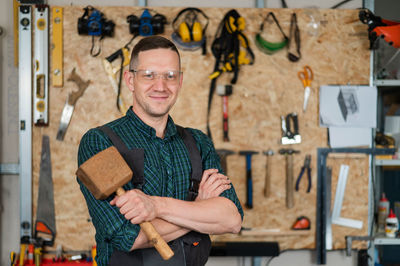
[
  {"x1": 33, "y1": 5, "x2": 49, "y2": 125},
  {"x1": 51, "y1": 7, "x2": 63, "y2": 87},
  {"x1": 19, "y1": 4, "x2": 33, "y2": 240}
]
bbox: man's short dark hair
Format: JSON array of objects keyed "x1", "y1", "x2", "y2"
[{"x1": 130, "y1": 36, "x2": 180, "y2": 70}]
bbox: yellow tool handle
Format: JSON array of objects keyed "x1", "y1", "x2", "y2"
[
  {"x1": 19, "y1": 244, "x2": 26, "y2": 266},
  {"x1": 34, "y1": 247, "x2": 42, "y2": 266},
  {"x1": 10, "y1": 251, "x2": 16, "y2": 266},
  {"x1": 13, "y1": 0, "x2": 19, "y2": 67},
  {"x1": 116, "y1": 187, "x2": 174, "y2": 260}
]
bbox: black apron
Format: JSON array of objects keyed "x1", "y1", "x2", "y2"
[
  {"x1": 99, "y1": 125, "x2": 211, "y2": 266},
  {"x1": 109, "y1": 231, "x2": 211, "y2": 266}
]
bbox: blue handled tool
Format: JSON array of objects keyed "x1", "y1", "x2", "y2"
[
  {"x1": 239, "y1": 150, "x2": 259, "y2": 209},
  {"x1": 295, "y1": 154, "x2": 312, "y2": 193}
]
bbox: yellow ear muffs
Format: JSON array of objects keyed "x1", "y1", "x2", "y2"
[
  {"x1": 192, "y1": 21, "x2": 203, "y2": 42},
  {"x1": 178, "y1": 22, "x2": 191, "y2": 42}
]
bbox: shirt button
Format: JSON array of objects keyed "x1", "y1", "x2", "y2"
[{"x1": 167, "y1": 169, "x2": 172, "y2": 175}]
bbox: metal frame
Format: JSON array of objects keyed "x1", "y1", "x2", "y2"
[
  {"x1": 18, "y1": 4, "x2": 33, "y2": 241},
  {"x1": 0, "y1": 164, "x2": 19, "y2": 175},
  {"x1": 316, "y1": 147, "x2": 395, "y2": 265}
]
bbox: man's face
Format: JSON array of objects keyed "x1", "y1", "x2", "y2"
[{"x1": 124, "y1": 48, "x2": 182, "y2": 119}]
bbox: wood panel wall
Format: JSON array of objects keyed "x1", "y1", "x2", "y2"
[{"x1": 31, "y1": 6, "x2": 370, "y2": 252}]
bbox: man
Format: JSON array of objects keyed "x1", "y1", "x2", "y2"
[{"x1": 77, "y1": 36, "x2": 243, "y2": 266}]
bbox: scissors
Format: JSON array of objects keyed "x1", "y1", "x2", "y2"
[{"x1": 297, "y1": 65, "x2": 313, "y2": 112}]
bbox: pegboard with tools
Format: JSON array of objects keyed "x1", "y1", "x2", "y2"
[{"x1": 28, "y1": 6, "x2": 370, "y2": 253}]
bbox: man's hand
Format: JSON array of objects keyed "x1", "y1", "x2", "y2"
[
  {"x1": 196, "y1": 168, "x2": 231, "y2": 201},
  {"x1": 110, "y1": 189, "x2": 157, "y2": 224}
]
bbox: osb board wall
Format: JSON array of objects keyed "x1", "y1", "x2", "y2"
[{"x1": 31, "y1": 6, "x2": 370, "y2": 252}]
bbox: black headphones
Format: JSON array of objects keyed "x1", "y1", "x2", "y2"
[{"x1": 171, "y1": 7, "x2": 209, "y2": 53}]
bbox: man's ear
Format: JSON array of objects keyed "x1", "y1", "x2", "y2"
[{"x1": 124, "y1": 70, "x2": 135, "y2": 92}]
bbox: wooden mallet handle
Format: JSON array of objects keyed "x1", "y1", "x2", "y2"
[{"x1": 115, "y1": 187, "x2": 174, "y2": 260}]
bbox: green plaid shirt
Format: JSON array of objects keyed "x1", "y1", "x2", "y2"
[{"x1": 77, "y1": 108, "x2": 243, "y2": 266}]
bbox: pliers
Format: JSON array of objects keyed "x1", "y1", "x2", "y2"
[{"x1": 295, "y1": 155, "x2": 311, "y2": 193}]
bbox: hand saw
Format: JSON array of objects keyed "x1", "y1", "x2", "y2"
[
  {"x1": 56, "y1": 68, "x2": 90, "y2": 141},
  {"x1": 34, "y1": 135, "x2": 56, "y2": 246}
]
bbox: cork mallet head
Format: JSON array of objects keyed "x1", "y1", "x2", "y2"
[{"x1": 76, "y1": 146, "x2": 133, "y2": 200}]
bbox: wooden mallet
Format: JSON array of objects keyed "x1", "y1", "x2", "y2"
[{"x1": 76, "y1": 146, "x2": 174, "y2": 260}]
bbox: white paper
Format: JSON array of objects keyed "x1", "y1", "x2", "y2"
[
  {"x1": 328, "y1": 127, "x2": 372, "y2": 148},
  {"x1": 319, "y1": 85, "x2": 377, "y2": 128}
]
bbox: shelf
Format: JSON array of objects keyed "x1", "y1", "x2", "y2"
[
  {"x1": 375, "y1": 159, "x2": 400, "y2": 166},
  {"x1": 374, "y1": 237, "x2": 400, "y2": 245},
  {"x1": 374, "y1": 80, "x2": 400, "y2": 86}
]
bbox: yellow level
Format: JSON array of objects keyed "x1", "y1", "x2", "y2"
[
  {"x1": 13, "y1": 0, "x2": 20, "y2": 67},
  {"x1": 51, "y1": 7, "x2": 63, "y2": 87}
]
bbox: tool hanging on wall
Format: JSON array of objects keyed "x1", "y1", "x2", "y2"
[
  {"x1": 216, "y1": 149, "x2": 234, "y2": 174},
  {"x1": 279, "y1": 149, "x2": 300, "y2": 209},
  {"x1": 263, "y1": 149, "x2": 274, "y2": 198},
  {"x1": 51, "y1": 7, "x2": 63, "y2": 87},
  {"x1": 281, "y1": 112, "x2": 301, "y2": 144},
  {"x1": 56, "y1": 68, "x2": 91, "y2": 141},
  {"x1": 77, "y1": 6, "x2": 115, "y2": 57},
  {"x1": 206, "y1": 9, "x2": 255, "y2": 140},
  {"x1": 287, "y1": 13, "x2": 301, "y2": 62},
  {"x1": 171, "y1": 7, "x2": 209, "y2": 54},
  {"x1": 33, "y1": 4, "x2": 49, "y2": 125},
  {"x1": 255, "y1": 12, "x2": 288, "y2": 55},
  {"x1": 359, "y1": 9, "x2": 400, "y2": 49},
  {"x1": 239, "y1": 150, "x2": 259, "y2": 209},
  {"x1": 127, "y1": 9, "x2": 167, "y2": 37},
  {"x1": 19, "y1": 4, "x2": 33, "y2": 242},
  {"x1": 216, "y1": 85, "x2": 233, "y2": 141},
  {"x1": 13, "y1": 0, "x2": 19, "y2": 67},
  {"x1": 291, "y1": 216, "x2": 311, "y2": 230},
  {"x1": 297, "y1": 65, "x2": 313, "y2": 112},
  {"x1": 34, "y1": 135, "x2": 56, "y2": 248},
  {"x1": 126, "y1": 9, "x2": 166, "y2": 50},
  {"x1": 103, "y1": 46, "x2": 131, "y2": 114},
  {"x1": 295, "y1": 154, "x2": 312, "y2": 193}
]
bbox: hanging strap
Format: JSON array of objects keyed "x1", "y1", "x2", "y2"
[
  {"x1": 90, "y1": 35, "x2": 103, "y2": 57},
  {"x1": 206, "y1": 9, "x2": 254, "y2": 139},
  {"x1": 287, "y1": 13, "x2": 301, "y2": 62},
  {"x1": 98, "y1": 125, "x2": 145, "y2": 188},
  {"x1": 98, "y1": 125, "x2": 203, "y2": 200},
  {"x1": 176, "y1": 126, "x2": 203, "y2": 201},
  {"x1": 259, "y1": 12, "x2": 288, "y2": 44}
]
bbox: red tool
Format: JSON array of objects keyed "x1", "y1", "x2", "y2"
[
  {"x1": 292, "y1": 216, "x2": 311, "y2": 230},
  {"x1": 359, "y1": 9, "x2": 400, "y2": 49},
  {"x1": 217, "y1": 85, "x2": 233, "y2": 142}
]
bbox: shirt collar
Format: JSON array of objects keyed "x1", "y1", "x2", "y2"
[{"x1": 126, "y1": 107, "x2": 178, "y2": 140}]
